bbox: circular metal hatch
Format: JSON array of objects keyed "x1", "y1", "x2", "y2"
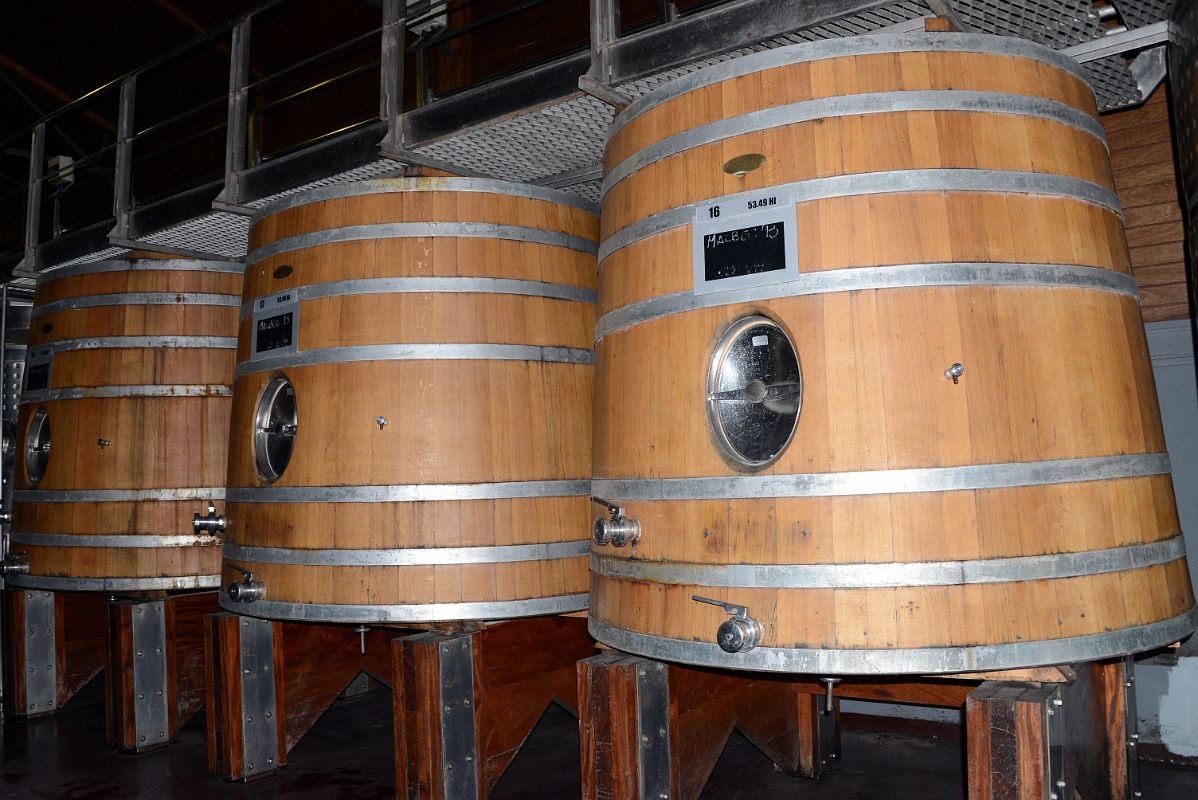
[
  {"x1": 25, "y1": 408, "x2": 51, "y2": 485},
  {"x1": 706, "y1": 315, "x2": 802, "y2": 469},
  {"x1": 254, "y1": 376, "x2": 297, "y2": 482}
]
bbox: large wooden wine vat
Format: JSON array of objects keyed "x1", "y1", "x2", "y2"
[
  {"x1": 7, "y1": 257, "x2": 241, "y2": 591},
  {"x1": 222, "y1": 178, "x2": 596, "y2": 622},
  {"x1": 589, "y1": 33, "x2": 1196, "y2": 673}
]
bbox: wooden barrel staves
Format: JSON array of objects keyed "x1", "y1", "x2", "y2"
[
  {"x1": 590, "y1": 33, "x2": 1196, "y2": 674},
  {"x1": 7, "y1": 257, "x2": 242, "y2": 591},
  {"x1": 222, "y1": 178, "x2": 596, "y2": 622}
]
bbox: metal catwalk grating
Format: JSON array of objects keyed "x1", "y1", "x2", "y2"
[
  {"x1": 243, "y1": 158, "x2": 407, "y2": 209},
  {"x1": 34, "y1": 0, "x2": 1176, "y2": 268},
  {"x1": 415, "y1": 1, "x2": 936, "y2": 185},
  {"x1": 135, "y1": 159, "x2": 409, "y2": 258},
  {"x1": 1084, "y1": 54, "x2": 1146, "y2": 109},
  {"x1": 953, "y1": 0, "x2": 1104, "y2": 46},
  {"x1": 1117, "y1": 0, "x2": 1174, "y2": 29},
  {"x1": 138, "y1": 211, "x2": 250, "y2": 258},
  {"x1": 50, "y1": 246, "x2": 132, "y2": 268}
]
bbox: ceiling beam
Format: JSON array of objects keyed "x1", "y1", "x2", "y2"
[{"x1": 0, "y1": 54, "x2": 115, "y2": 133}]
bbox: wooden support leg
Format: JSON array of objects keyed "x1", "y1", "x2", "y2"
[
  {"x1": 966, "y1": 660, "x2": 1131, "y2": 800},
  {"x1": 578, "y1": 652, "x2": 813, "y2": 800},
  {"x1": 2, "y1": 589, "x2": 105, "y2": 718},
  {"x1": 205, "y1": 611, "x2": 396, "y2": 782},
  {"x1": 204, "y1": 612, "x2": 283, "y2": 781},
  {"x1": 106, "y1": 592, "x2": 219, "y2": 752},
  {"x1": 394, "y1": 616, "x2": 594, "y2": 800}
]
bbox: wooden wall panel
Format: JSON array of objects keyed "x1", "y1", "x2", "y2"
[{"x1": 1103, "y1": 86, "x2": 1192, "y2": 322}]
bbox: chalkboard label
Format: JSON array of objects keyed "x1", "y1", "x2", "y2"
[
  {"x1": 23, "y1": 346, "x2": 52, "y2": 396},
  {"x1": 693, "y1": 193, "x2": 798, "y2": 295},
  {"x1": 251, "y1": 292, "x2": 300, "y2": 360}
]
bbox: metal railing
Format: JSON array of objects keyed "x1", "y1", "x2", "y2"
[{"x1": 1, "y1": 0, "x2": 1176, "y2": 276}]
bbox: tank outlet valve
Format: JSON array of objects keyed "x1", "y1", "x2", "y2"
[
  {"x1": 193, "y1": 503, "x2": 227, "y2": 534},
  {"x1": 591, "y1": 497, "x2": 641, "y2": 547},
  {"x1": 944, "y1": 362, "x2": 965, "y2": 384},
  {"x1": 0, "y1": 551, "x2": 29, "y2": 576},
  {"x1": 226, "y1": 562, "x2": 265, "y2": 603},
  {"x1": 692, "y1": 595, "x2": 764, "y2": 654}
]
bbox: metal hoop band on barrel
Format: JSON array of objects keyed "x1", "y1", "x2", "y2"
[
  {"x1": 246, "y1": 223, "x2": 598, "y2": 266},
  {"x1": 22, "y1": 384, "x2": 232, "y2": 403},
  {"x1": 234, "y1": 343, "x2": 594, "y2": 378},
  {"x1": 221, "y1": 593, "x2": 590, "y2": 623},
  {"x1": 610, "y1": 32, "x2": 1094, "y2": 133},
  {"x1": 240, "y1": 276, "x2": 596, "y2": 319},
  {"x1": 224, "y1": 539, "x2": 589, "y2": 566},
  {"x1": 31, "y1": 292, "x2": 240, "y2": 318},
  {"x1": 31, "y1": 335, "x2": 238, "y2": 354},
  {"x1": 590, "y1": 536, "x2": 1187, "y2": 589},
  {"x1": 6, "y1": 574, "x2": 221, "y2": 591},
  {"x1": 594, "y1": 263, "x2": 1140, "y2": 339},
  {"x1": 36, "y1": 259, "x2": 242, "y2": 285},
  {"x1": 227, "y1": 479, "x2": 589, "y2": 503},
  {"x1": 9, "y1": 532, "x2": 221, "y2": 548},
  {"x1": 252, "y1": 176, "x2": 600, "y2": 223},
  {"x1": 590, "y1": 454, "x2": 1169, "y2": 500},
  {"x1": 14, "y1": 487, "x2": 226, "y2": 502},
  {"x1": 603, "y1": 91, "x2": 1107, "y2": 194},
  {"x1": 588, "y1": 610, "x2": 1198, "y2": 675},
  {"x1": 598, "y1": 170, "x2": 1123, "y2": 261}
]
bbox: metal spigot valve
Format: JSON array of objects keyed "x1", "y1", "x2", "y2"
[
  {"x1": 0, "y1": 551, "x2": 29, "y2": 576},
  {"x1": 194, "y1": 503, "x2": 227, "y2": 534},
  {"x1": 591, "y1": 496, "x2": 641, "y2": 547},
  {"x1": 692, "y1": 595, "x2": 764, "y2": 653},
  {"x1": 226, "y1": 562, "x2": 265, "y2": 603}
]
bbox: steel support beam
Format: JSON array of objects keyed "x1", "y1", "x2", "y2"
[
  {"x1": 214, "y1": 18, "x2": 252, "y2": 208},
  {"x1": 109, "y1": 76, "x2": 137, "y2": 242},
  {"x1": 17, "y1": 124, "x2": 46, "y2": 276},
  {"x1": 1060, "y1": 19, "x2": 1172, "y2": 62}
]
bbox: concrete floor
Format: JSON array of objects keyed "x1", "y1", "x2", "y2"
[{"x1": 2, "y1": 678, "x2": 1196, "y2": 799}]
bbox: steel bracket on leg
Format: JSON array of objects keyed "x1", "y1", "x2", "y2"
[
  {"x1": 22, "y1": 590, "x2": 56, "y2": 714},
  {"x1": 435, "y1": 633, "x2": 481, "y2": 799},
  {"x1": 238, "y1": 616, "x2": 279, "y2": 780},
  {"x1": 130, "y1": 600, "x2": 169, "y2": 751}
]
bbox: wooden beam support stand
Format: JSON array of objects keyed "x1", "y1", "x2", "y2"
[
  {"x1": 578, "y1": 653, "x2": 829, "y2": 800},
  {"x1": 393, "y1": 615, "x2": 596, "y2": 800},
  {"x1": 204, "y1": 611, "x2": 398, "y2": 782},
  {"x1": 578, "y1": 655, "x2": 1135, "y2": 800},
  {"x1": 2, "y1": 588, "x2": 107, "y2": 718},
  {"x1": 105, "y1": 591, "x2": 219, "y2": 752}
]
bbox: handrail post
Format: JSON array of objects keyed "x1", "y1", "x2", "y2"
[
  {"x1": 215, "y1": 17, "x2": 252, "y2": 208},
  {"x1": 18, "y1": 123, "x2": 46, "y2": 275},
  {"x1": 580, "y1": 0, "x2": 631, "y2": 110},
  {"x1": 109, "y1": 75, "x2": 137, "y2": 242},
  {"x1": 378, "y1": 0, "x2": 407, "y2": 158}
]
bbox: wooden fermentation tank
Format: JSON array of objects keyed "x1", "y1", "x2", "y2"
[
  {"x1": 6, "y1": 257, "x2": 241, "y2": 591},
  {"x1": 589, "y1": 33, "x2": 1196, "y2": 673},
  {"x1": 221, "y1": 178, "x2": 596, "y2": 621}
]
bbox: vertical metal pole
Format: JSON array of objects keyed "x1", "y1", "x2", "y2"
[
  {"x1": 215, "y1": 17, "x2": 252, "y2": 207},
  {"x1": 109, "y1": 76, "x2": 137, "y2": 242},
  {"x1": 588, "y1": 0, "x2": 620, "y2": 83},
  {"x1": 378, "y1": 0, "x2": 407, "y2": 156},
  {"x1": 21, "y1": 123, "x2": 46, "y2": 273}
]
